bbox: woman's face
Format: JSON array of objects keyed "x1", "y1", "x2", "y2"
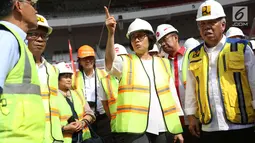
[
  {"x1": 130, "y1": 31, "x2": 149, "y2": 55},
  {"x1": 58, "y1": 73, "x2": 72, "y2": 90},
  {"x1": 79, "y1": 56, "x2": 95, "y2": 71}
]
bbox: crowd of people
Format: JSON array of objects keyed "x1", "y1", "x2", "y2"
[{"x1": 0, "y1": 0, "x2": 254, "y2": 143}]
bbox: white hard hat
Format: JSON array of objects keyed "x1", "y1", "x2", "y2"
[
  {"x1": 196, "y1": 0, "x2": 226, "y2": 21},
  {"x1": 250, "y1": 40, "x2": 255, "y2": 50},
  {"x1": 149, "y1": 44, "x2": 159, "y2": 53},
  {"x1": 56, "y1": 62, "x2": 73, "y2": 74},
  {"x1": 183, "y1": 38, "x2": 200, "y2": 50},
  {"x1": 226, "y1": 27, "x2": 245, "y2": 38},
  {"x1": 126, "y1": 18, "x2": 154, "y2": 39},
  {"x1": 37, "y1": 14, "x2": 53, "y2": 35},
  {"x1": 156, "y1": 24, "x2": 178, "y2": 42},
  {"x1": 114, "y1": 43, "x2": 128, "y2": 55}
]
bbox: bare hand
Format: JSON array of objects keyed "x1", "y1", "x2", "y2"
[
  {"x1": 174, "y1": 134, "x2": 184, "y2": 143},
  {"x1": 188, "y1": 115, "x2": 200, "y2": 137},
  {"x1": 104, "y1": 6, "x2": 116, "y2": 35},
  {"x1": 75, "y1": 119, "x2": 85, "y2": 132},
  {"x1": 64, "y1": 122, "x2": 79, "y2": 134}
]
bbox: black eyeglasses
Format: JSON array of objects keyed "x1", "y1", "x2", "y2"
[
  {"x1": 130, "y1": 33, "x2": 147, "y2": 42},
  {"x1": 27, "y1": 32, "x2": 49, "y2": 41}
]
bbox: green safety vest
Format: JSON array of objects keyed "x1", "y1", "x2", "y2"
[
  {"x1": 188, "y1": 38, "x2": 254, "y2": 124},
  {"x1": 0, "y1": 23, "x2": 45, "y2": 143},
  {"x1": 40, "y1": 61, "x2": 64, "y2": 143},
  {"x1": 115, "y1": 54, "x2": 182, "y2": 134},
  {"x1": 73, "y1": 68, "x2": 107, "y2": 91},
  {"x1": 58, "y1": 90, "x2": 91, "y2": 143},
  {"x1": 101, "y1": 74, "x2": 118, "y2": 132}
]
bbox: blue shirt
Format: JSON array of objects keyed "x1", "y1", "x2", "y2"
[{"x1": 0, "y1": 21, "x2": 27, "y2": 88}]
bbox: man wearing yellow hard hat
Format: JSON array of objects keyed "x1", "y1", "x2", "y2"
[
  {"x1": 185, "y1": 1, "x2": 255, "y2": 143},
  {"x1": 0, "y1": 0, "x2": 45, "y2": 143},
  {"x1": 27, "y1": 14, "x2": 64, "y2": 143},
  {"x1": 73, "y1": 45, "x2": 112, "y2": 143}
]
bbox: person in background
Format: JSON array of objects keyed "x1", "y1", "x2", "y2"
[
  {"x1": 185, "y1": 1, "x2": 255, "y2": 143},
  {"x1": 0, "y1": 0, "x2": 45, "y2": 143},
  {"x1": 183, "y1": 38, "x2": 200, "y2": 51},
  {"x1": 156, "y1": 24, "x2": 200, "y2": 143},
  {"x1": 105, "y1": 6, "x2": 183, "y2": 143},
  {"x1": 27, "y1": 14, "x2": 64, "y2": 143},
  {"x1": 114, "y1": 43, "x2": 128, "y2": 56},
  {"x1": 250, "y1": 40, "x2": 255, "y2": 54},
  {"x1": 148, "y1": 44, "x2": 160, "y2": 56},
  {"x1": 73, "y1": 45, "x2": 112, "y2": 143},
  {"x1": 226, "y1": 27, "x2": 245, "y2": 39},
  {"x1": 56, "y1": 62, "x2": 95, "y2": 143}
]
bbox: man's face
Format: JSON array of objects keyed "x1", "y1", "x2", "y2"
[
  {"x1": 158, "y1": 33, "x2": 178, "y2": 54},
  {"x1": 27, "y1": 26, "x2": 49, "y2": 56},
  {"x1": 197, "y1": 18, "x2": 225, "y2": 47},
  {"x1": 16, "y1": 0, "x2": 38, "y2": 30}
]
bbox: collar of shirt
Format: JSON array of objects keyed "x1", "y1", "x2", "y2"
[
  {"x1": 84, "y1": 69, "x2": 95, "y2": 79},
  {"x1": 204, "y1": 35, "x2": 226, "y2": 53},
  {"x1": 168, "y1": 46, "x2": 186, "y2": 59},
  {"x1": 37, "y1": 57, "x2": 46, "y2": 68},
  {"x1": 59, "y1": 89, "x2": 71, "y2": 97},
  {"x1": 0, "y1": 21, "x2": 27, "y2": 42}
]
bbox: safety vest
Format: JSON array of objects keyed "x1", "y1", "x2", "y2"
[
  {"x1": 188, "y1": 38, "x2": 254, "y2": 125},
  {"x1": 40, "y1": 61, "x2": 64, "y2": 143},
  {"x1": 115, "y1": 54, "x2": 182, "y2": 134},
  {"x1": 101, "y1": 74, "x2": 118, "y2": 132},
  {"x1": 0, "y1": 23, "x2": 45, "y2": 143},
  {"x1": 73, "y1": 68, "x2": 107, "y2": 91},
  {"x1": 182, "y1": 48, "x2": 192, "y2": 87},
  {"x1": 58, "y1": 90, "x2": 91, "y2": 143}
]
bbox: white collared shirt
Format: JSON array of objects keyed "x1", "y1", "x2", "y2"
[
  {"x1": 36, "y1": 58, "x2": 48, "y2": 85},
  {"x1": 185, "y1": 35, "x2": 255, "y2": 132},
  {"x1": 83, "y1": 70, "x2": 105, "y2": 115}
]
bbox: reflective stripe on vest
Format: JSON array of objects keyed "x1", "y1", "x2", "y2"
[
  {"x1": 115, "y1": 54, "x2": 182, "y2": 134},
  {"x1": 58, "y1": 90, "x2": 91, "y2": 142},
  {"x1": 188, "y1": 38, "x2": 254, "y2": 124}
]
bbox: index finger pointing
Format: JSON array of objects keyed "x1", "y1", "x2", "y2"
[{"x1": 104, "y1": 6, "x2": 110, "y2": 18}]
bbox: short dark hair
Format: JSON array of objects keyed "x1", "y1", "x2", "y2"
[
  {"x1": 0, "y1": 0, "x2": 14, "y2": 19},
  {"x1": 58, "y1": 73, "x2": 72, "y2": 81},
  {"x1": 129, "y1": 31, "x2": 156, "y2": 51}
]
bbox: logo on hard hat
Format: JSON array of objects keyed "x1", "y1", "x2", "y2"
[
  {"x1": 156, "y1": 32, "x2": 160, "y2": 38},
  {"x1": 37, "y1": 17, "x2": 45, "y2": 23},
  {"x1": 82, "y1": 51, "x2": 93, "y2": 55},
  {"x1": 115, "y1": 47, "x2": 119, "y2": 53},
  {"x1": 202, "y1": 6, "x2": 211, "y2": 16},
  {"x1": 65, "y1": 64, "x2": 71, "y2": 69}
]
